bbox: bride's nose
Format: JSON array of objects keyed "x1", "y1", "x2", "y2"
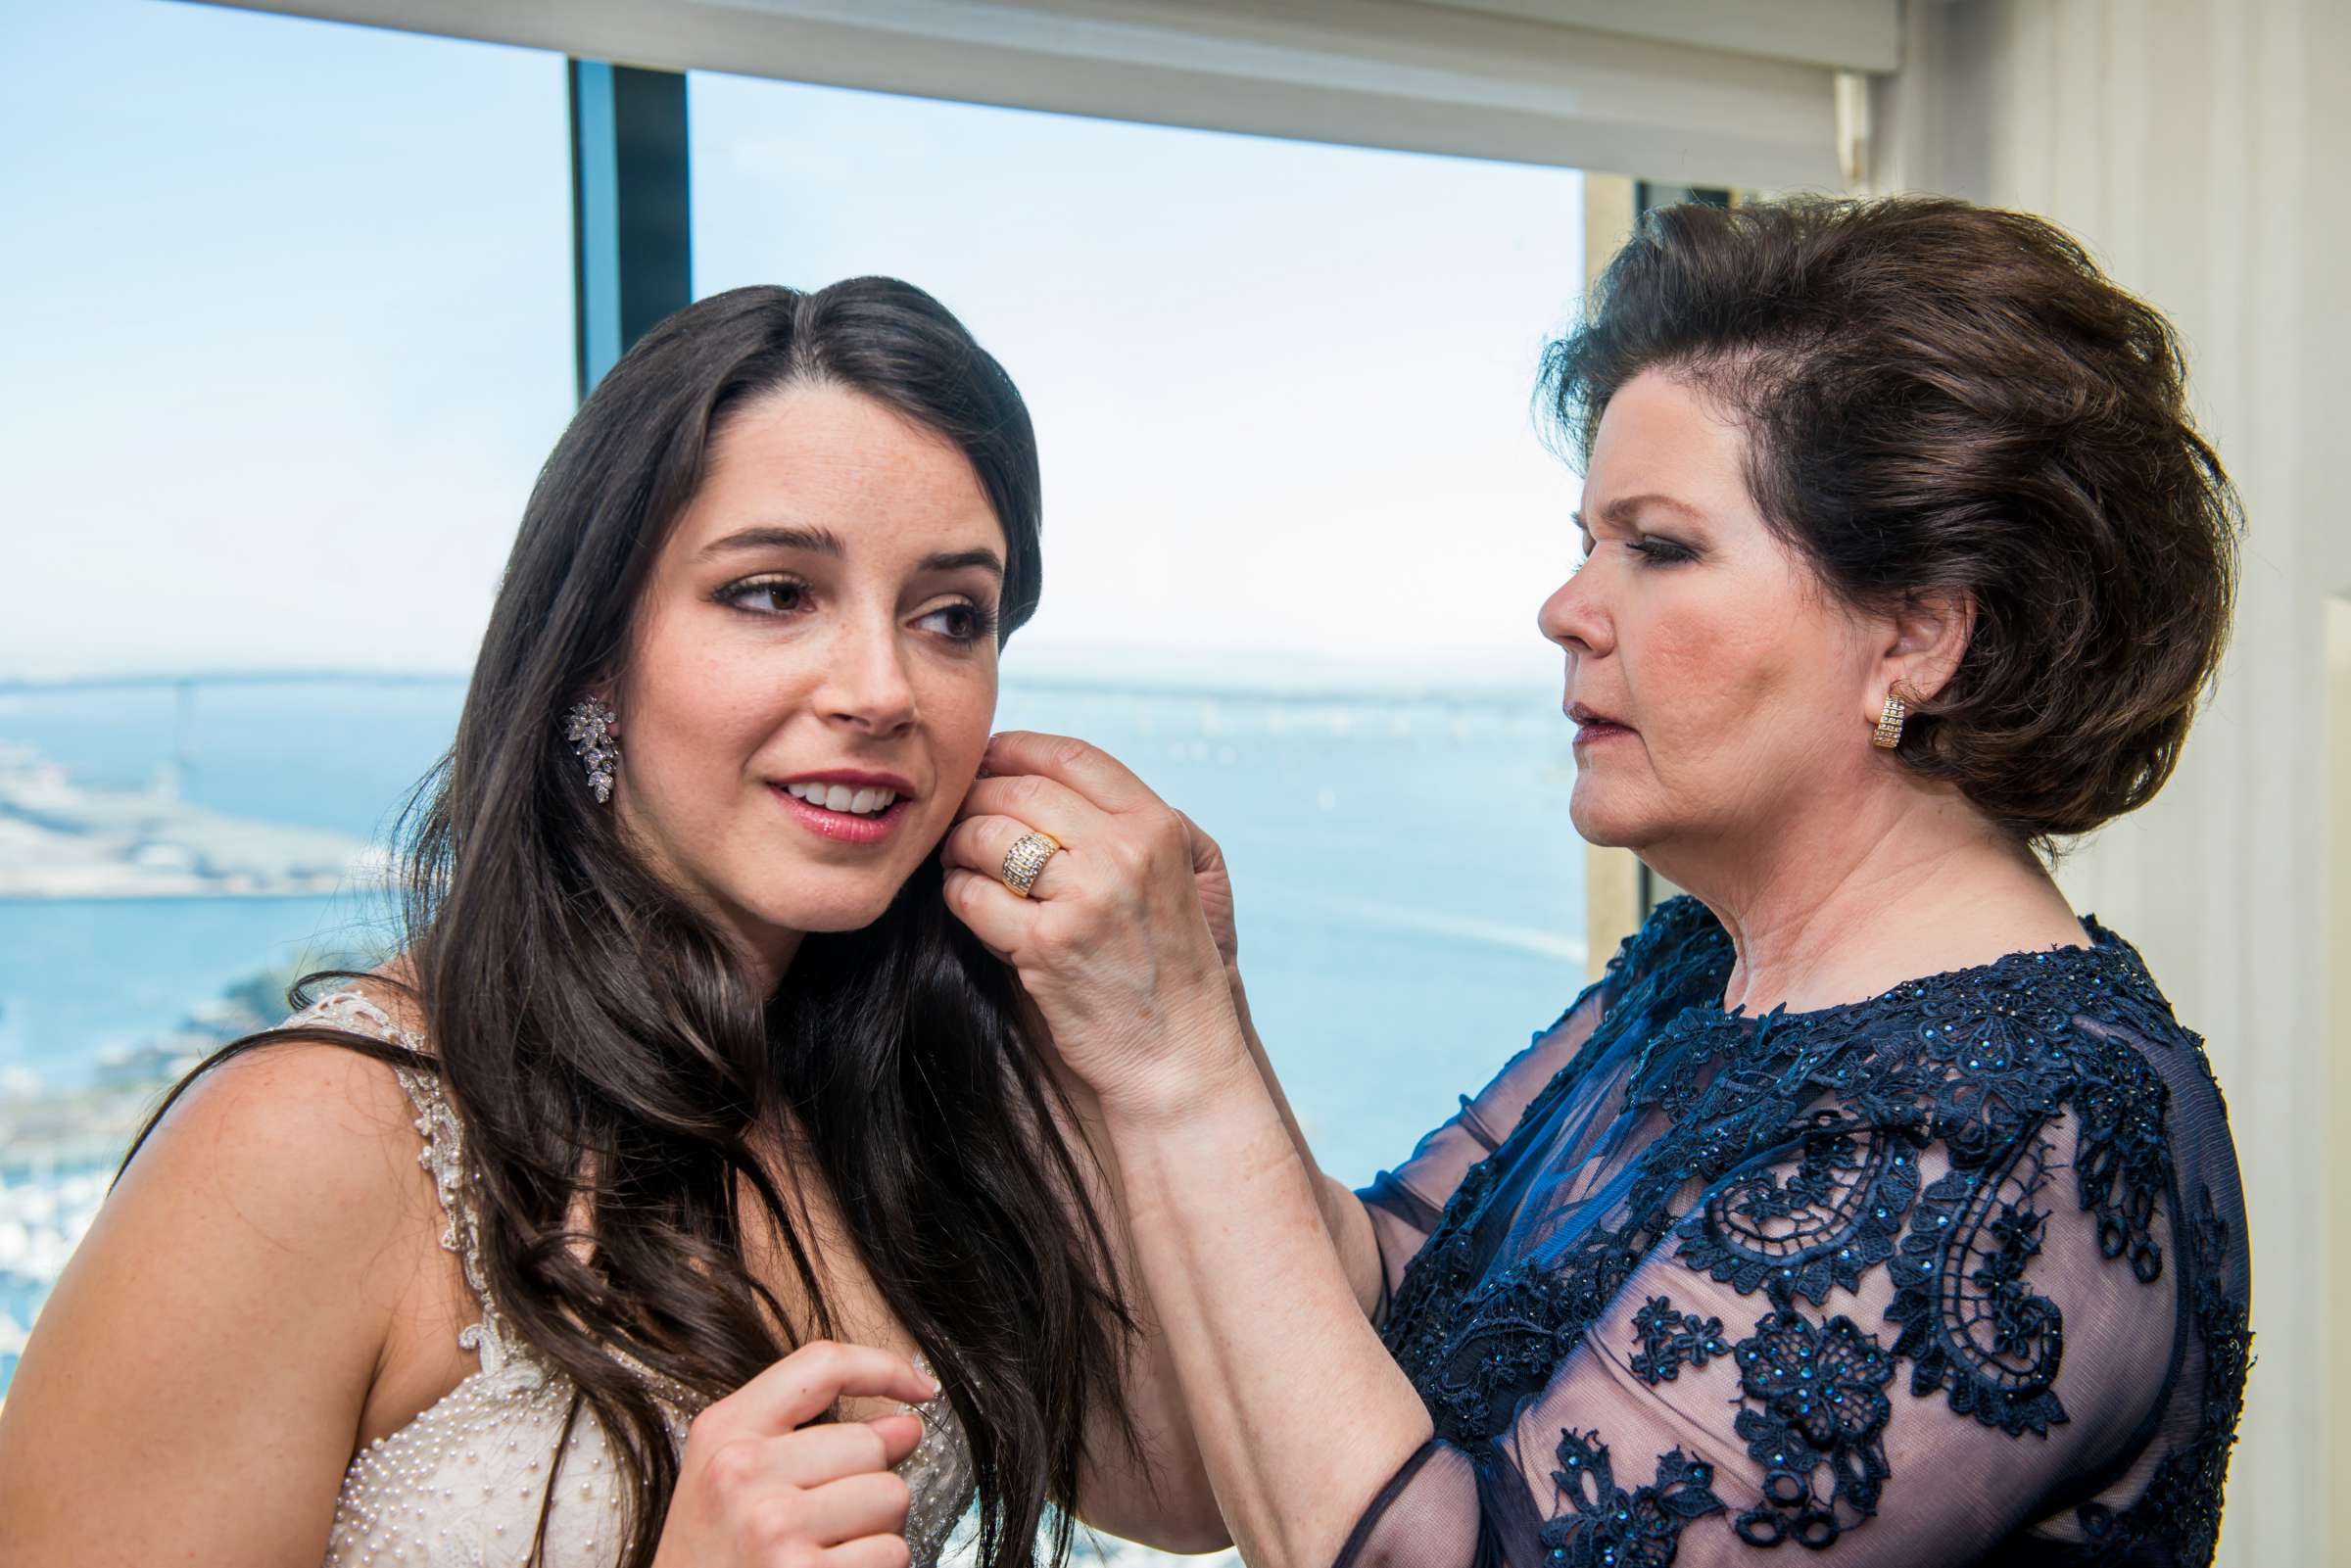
[{"x1": 817, "y1": 615, "x2": 918, "y2": 736}]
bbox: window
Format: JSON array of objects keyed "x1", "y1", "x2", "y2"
[
  {"x1": 3, "y1": 33, "x2": 1596, "y2": 1566},
  {"x1": 0, "y1": 0, "x2": 570, "y2": 1390},
  {"x1": 693, "y1": 72, "x2": 1591, "y2": 1185}
]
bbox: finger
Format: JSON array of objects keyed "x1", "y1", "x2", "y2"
[
  {"x1": 725, "y1": 1342, "x2": 939, "y2": 1435},
  {"x1": 759, "y1": 1416, "x2": 925, "y2": 1489},
  {"x1": 798, "y1": 1468, "x2": 913, "y2": 1545},
  {"x1": 957, "y1": 771, "x2": 1100, "y2": 835},
  {"x1": 1171, "y1": 808, "x2": 1226, "y2": 878},
  {"x1": 940, "y1": 813, "x2": 1076, "y2": 899},
  {"x1": 942, "y1": 866, "x2": 1033, "y2": 956},
  {"x1": 825, "y1": 1534, "x2": 915, "y2": 1568},
  {"x1": 983, "y1": 731, "x2": 1159, "y2": 814},
  {"x1": 867, "y1": 1412, "x2": 924, "y2": 1468}
]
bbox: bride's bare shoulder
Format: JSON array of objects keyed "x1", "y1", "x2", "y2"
[
  {"x1": 122, "y1": 970, "x2": 441, "y2": 1247},
  {"x1": 0, "y1": 974, "x2": 446, "y2": 1559}
]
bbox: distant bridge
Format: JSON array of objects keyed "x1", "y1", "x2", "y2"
[
  {"x1": 0, "y1": 672, "x2": 465, "y2": 784},
  {"x1": 0, "y1": 670, "x2": 465, "y2": 696},
  {"x1": 0, "y1": 668, "x2": 1548, "y2": 711}
]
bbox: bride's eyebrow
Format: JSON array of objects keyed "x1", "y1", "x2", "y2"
[
  {"x1": 691, "y1": 526, "x2": 1001, "y2": 579},
  {"x1": 921, "y1": 547, "x2": 1003, "y2": 578},
  {"x1": 694, "y1": 523, "x2": 845, "y2": 560}
]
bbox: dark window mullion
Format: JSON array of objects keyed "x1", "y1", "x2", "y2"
[{"x1": 569, "y1": 61, "x2": 692, "y2": 400}]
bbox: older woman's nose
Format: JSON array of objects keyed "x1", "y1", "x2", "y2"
[{"x1": 1537, "y1": 571, "x2": 1611, "y2": 658}]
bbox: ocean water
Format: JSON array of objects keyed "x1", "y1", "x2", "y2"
[
  {"x1": 0, "y1": 674, "x2": 1588, "y2": 1189},
  {"x1": 0, "y1": 671, "x2": 1588, "y2": 1506}
]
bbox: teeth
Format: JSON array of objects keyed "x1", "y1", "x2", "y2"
[{"x1": 784, "y1": 782, "x2": 898, "y2": 816}]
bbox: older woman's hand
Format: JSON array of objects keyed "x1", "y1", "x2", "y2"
[{"x1": 939, "y1": 730, "x2": 1249, "y2": 1119}]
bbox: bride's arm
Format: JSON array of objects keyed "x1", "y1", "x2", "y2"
[
  {"x1": 0, "y1": 1045, "x2": 418, "y2": 1564},
  {"x1": 0, "y1": 1038, "x2": 944, "y2": 1568}
]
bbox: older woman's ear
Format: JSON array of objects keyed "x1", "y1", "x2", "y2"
[{"x1": 1874, "y1": 589, "x2": 1976, "y2": 712}]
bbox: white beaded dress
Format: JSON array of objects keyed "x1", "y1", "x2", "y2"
[{"x1": 303, "y1": 990, "x2": 978, "y2": 1568}]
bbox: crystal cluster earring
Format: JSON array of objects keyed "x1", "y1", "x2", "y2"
[{"x1": 564, "y1": 695, "x2": 620, "y2": 803}]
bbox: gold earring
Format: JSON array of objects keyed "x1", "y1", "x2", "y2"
[{"x1": 1871, "y1": 687, "x2": 1909, "y2": 750}]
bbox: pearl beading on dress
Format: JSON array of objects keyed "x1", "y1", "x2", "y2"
[{"x1": 303, "y1": 991, "x2": 977, "y2": 1567}]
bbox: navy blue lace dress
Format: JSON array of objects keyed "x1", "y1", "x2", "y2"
[{"x1": 1350, "y1": 897, "x2": 2249, "y2": 1567}]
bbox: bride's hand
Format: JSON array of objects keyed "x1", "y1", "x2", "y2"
[
  {"x1": 941, "y1": 731, "x2": 1250, "y2": 1118},
  {"x1": 650, "y1": 1340, "x2": 935, "y2": 1568}
]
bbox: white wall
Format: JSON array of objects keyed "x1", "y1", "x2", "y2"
[
  {"x1": 206, "y1": 0, "x2": 1855, "y2": 189},
  {"x1": 1874, "y1": 3, "x2": 2351, "y2": 1562}
]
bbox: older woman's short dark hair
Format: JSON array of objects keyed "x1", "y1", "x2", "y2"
[{"x1": 1541, "y1": 195, "x2": 2240, "y2": 845}]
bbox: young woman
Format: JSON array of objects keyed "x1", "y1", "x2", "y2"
[{"x1": 0, "y1": 280, "x2": 1223, "y2": 1567}]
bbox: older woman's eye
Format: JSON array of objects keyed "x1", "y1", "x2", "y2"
[
  {"x1": 1632, "y1": 536, "x2": 1697, "y2": 565},
  {"x1": 715, "y1": 575, "x2": 810, "y2": 616}
]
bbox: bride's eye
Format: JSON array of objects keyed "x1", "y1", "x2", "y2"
[
  {"x1": 715, "y1": 575, "x2": 810, "y2": 616},
  {"x1": 917, "y1": 599, "x2": 998, "y2": 644}
]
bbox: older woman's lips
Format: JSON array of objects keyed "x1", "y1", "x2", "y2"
[
  {"x1": 1571, "y1": 720, "x2": 1635, "y2": 748},
  {"x1": 1568, "y1": 704, "x2": 1635, "y2": 747},
  {"x1": 1579, "y1": 705, "x2": 1636, "y2": 747}
]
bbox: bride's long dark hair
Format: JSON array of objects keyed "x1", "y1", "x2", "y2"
[{"x1": 127, "y1": 280, "x2": 1130, "y2": 1567}]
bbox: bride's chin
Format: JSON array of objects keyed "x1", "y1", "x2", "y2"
[{"x1": 760, "y1": 888, "x2": 900, "y2": 936}]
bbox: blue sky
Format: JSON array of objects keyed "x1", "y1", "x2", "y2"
[{"x1": 1, "y1": 0, "x2": 1588, "y2": 686}]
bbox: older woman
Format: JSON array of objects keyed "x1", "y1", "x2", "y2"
[{"x1": 943, "y1": 197, "x2": 2249, "y2": 1566}]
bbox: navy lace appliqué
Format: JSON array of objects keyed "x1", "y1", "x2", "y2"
[
  {"x1": 1886, "y1": 1141, "x2": 2068, "y2": 1436},
  {"x1": 1628, "y1": 1297, "x2": 1731, "y2": 1385},
  {"x1": 1726, "y1": 1309, "x2": 1895, "y2": 1547},
  {"x1": 1543, "y1": 1428, "x2": 1725, "y2": 1568},
  {"x1": 1378, "y1": 898, "x2": 2241, "y2": 1565}
]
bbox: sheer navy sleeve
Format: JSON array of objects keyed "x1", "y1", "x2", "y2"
[
  {"x1": 1343, "y1": 900, "x2": 2250, "y2": 1568},
  {"x1": 1357, "y1": 901, "x2": 1725, "y2": 1323}
]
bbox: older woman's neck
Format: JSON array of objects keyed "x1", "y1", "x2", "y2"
[{"x1": 1669, "y1": 786, "x2": 2087, "y2": 1018}]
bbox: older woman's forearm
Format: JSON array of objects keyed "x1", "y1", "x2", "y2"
[
  {"x1": 1227, "y1": 966, "x2": 1386, "y2": 1315},
  {"x1": 1103, "y1": 1068, "x2": 1433, "y2": 1568}
]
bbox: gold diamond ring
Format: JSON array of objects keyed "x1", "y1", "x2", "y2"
[{"x1": 999, "y1": 831, "x2": 1062, "y2": 898}]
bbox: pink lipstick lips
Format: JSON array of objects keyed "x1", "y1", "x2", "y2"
[{"x1": 770, "y1": 770, "x2": 918, "y2": 845}]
